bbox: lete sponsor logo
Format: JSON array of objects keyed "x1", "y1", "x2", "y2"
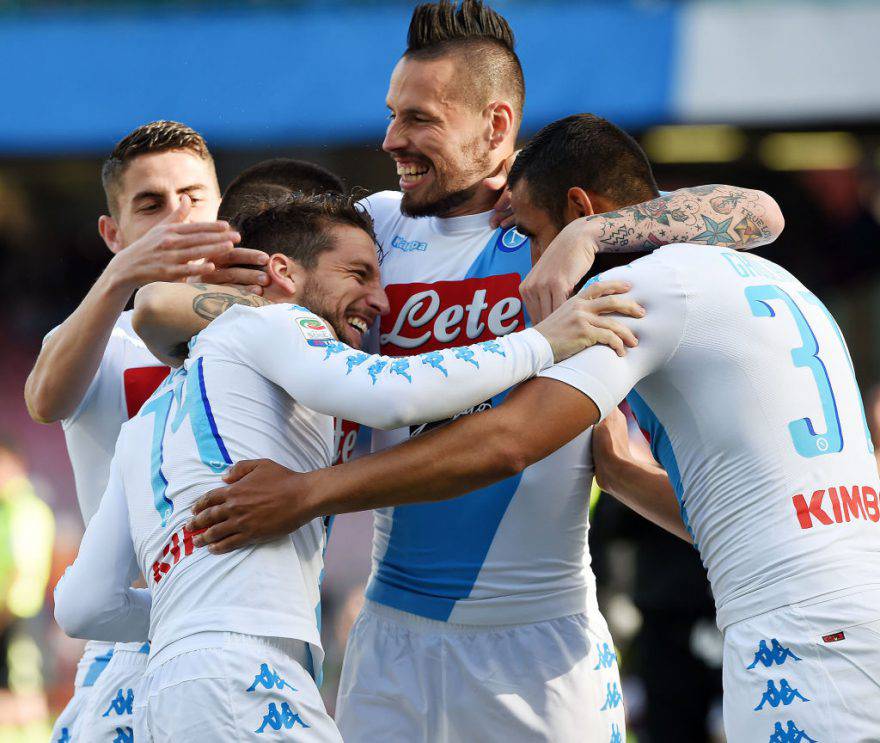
[{"x1": 380, "y1": 274, "x2": 524, "y2": 356}]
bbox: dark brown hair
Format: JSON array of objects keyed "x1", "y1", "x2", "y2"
[
  {"x1": 219, "y1": 158, "x2": 345, "y2": 222},
  {"x1": 236, "y1": 191, "x2": 378, "y2": 269},
  {"x1": 509, "y1": 114, "x2": 660, "y2": 228},
  {"x1": 405, "y1": 0, "x2": 524, "y2": 119},
  {"x1": 101, "y1": 120, "x2": 215, "y2": 214}
]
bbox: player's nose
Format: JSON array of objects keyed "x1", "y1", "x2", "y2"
[
  {"x1": 366, "y1": 285, "x2": 391, "y2": 316},
  {"x1": 382, "y1": 120, "x2": 407, "y2": 154}
]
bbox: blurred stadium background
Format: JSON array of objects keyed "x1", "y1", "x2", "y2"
[{"x1": 0, "y1": 1, "x2": 878, "y2": 740}]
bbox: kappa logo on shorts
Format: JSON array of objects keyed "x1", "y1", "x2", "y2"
[
  {"x1": 246, "y1": 663, "x2": 297, "y2": 693},
  {"x1": 102, "y1": 688, "x2": 134, "y2": 717},
  {"x1": 600, "y1": 682, "x2": 622, "y2": 711},
  {"x1": 769, "y1": 720, "x2": 817, "y2": 743},
  {"x1": 747, "y1": 639, "x2": 802, "y2": 669},
  {"x1": 56, "y1": 729, "x2": 71, "y2": 743},
  {"x1": 594, "y1": 643, "x2": 618, "y2": 670},
  {"x1": 112, "y1": 728, "x2": 133, "y2": 743},
  {"x1": 609, "y1": 723, "x2": 622, "y2": 743},
  {"x1": 256, "y1": 702, "x2": 310, "y2": 733},
  {"x1": 753, "y1": 679, "x2": 809, "y2": 711}
]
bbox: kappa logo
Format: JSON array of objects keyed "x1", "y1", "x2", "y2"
[
  {"x1": 102, "y1": 688, "x2": 134, "y2": 717},
  {"x1": 256, "y1": 702, "x2": 310, "y2": 733},
  {"x1": 380, "y1": 275, "x2": 524, "y2": 356},
  {"x1": 753, "y1": 679, "x2": 809, "y2": 711},
  {"x1": 247, "y1": 663, "x2": 297, "y2": 693},
  {"x1": 112, "y1": 728, "x2": 133, "y2": 743},
  {"x1": 600, "y1": 682, "x2": 622, "y2": 711},
  {"x1": 594, "y1": 643, "x2": 618, "y2": 670},
  {"x1": 499, "y1": 227, "x2": 528, "y2": 252},
  {"x1": 56, "y1": 729, "x2": 71, "y2": 743},
  {"x1": 391, "y1": 235, "x2": 429, "y2": 252},
  {"x1": 747, "y1": 639, "x2": 801, "y2": 669},
  {"x1": 769, "y1": 720, "x2": 817, "y2": 743},
  {"x1": 609, "y1": 723, "x2": 622, "y2": 743}
]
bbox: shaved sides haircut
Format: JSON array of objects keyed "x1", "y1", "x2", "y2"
[
  {"x1": 510, "y1": 114, "x2": 660, "y2": 229},
  {"x1": 101, "y1": 120, "x2": 215, "y2": 216},
  {"x1": 405, "y1": 0, "x2": 524, "y2": 121}
]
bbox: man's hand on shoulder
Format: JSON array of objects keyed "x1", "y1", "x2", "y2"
[
  {"x1": 533, "y1": 280, "x2": 644, "y2": 362},
  {"x1": 188, "y1": 460, "x2": 322, "y2": 554}
]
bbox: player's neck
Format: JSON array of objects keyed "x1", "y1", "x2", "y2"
[{"x1": 439, "y1": 184, "x2": 503, "y2": 218}]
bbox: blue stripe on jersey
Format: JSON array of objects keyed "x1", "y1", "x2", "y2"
[
  {"x1": 82, "y1": 649, "x2": 114, "y2": 687},
  {"x1": 368, "y1": 227, "x2": 533, "y2": 621},
  {"x1": 626, "y1": 390, "x2": 698, "y2": 547},
  {"x1": 196, "y1": 357, "x2": 232, "y2": 466},
  {"x1": 137, "y1": 643, "x2": 150, "y2": 654}
]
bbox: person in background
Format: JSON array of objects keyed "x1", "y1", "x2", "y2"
[{"x1": 0, "y1": 435, "x2": 55, "y2": 740}]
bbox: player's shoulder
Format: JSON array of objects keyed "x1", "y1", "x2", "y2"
[
  {"x1": 198, "y1": 302, "x2": 334, "y2": 349},
  {"x1": 359, "y1": 190, "x2": 403, "y2": 223}
]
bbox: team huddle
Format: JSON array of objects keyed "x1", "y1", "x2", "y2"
[{"x1": 30, "y1": 1, "x2": 880, "y2": 741}]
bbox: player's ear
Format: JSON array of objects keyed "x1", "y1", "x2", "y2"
[
  {"x1": 564, "y1": 187, "x2": 595, "y2": 221},
  {"x1": 486, "y1": 100, "x2": 514, "y2": 150},
  {"x1": 266, "y1": 253, "x2": 300, "y2": 297},
  {"x1": 98, "y1": 215, "x2": 123, "y2": 254}
]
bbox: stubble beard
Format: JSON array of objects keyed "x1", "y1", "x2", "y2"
[{"x1": 399, "y1": 137, "x2": 493, "y2": 219}]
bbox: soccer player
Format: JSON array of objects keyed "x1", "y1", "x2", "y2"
[
  {"x1": 52, "y1": 192, "x2": 638, "y2": 740},
  {"x1": 24, "y1": 121, "x2": 263, "y2": 743},
  {"x1": 185, "y1": 3, "x2": 784, "y2": 740},
  {"x1": 197, "y1": 113, "x2": 879, "y2": 742}
]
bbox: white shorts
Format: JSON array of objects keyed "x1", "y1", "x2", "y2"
[
  {"x1": 133, "y1": 632, "x2": 341, "y2": 742},
  {"x1": 336, "y1": 601, "x2": 626, "y2": 743},
  {"x1": 50, "y1": 641, "x2": 115, "y2": 743},
  {"x1": 722, "y1": 586, "x2": 880, "y2": 743},
  {"x1": 73, "y1": 642, "x2": 149, "y2": 743}
]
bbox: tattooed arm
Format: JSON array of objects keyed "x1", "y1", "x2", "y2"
[
  {"x1": 132, "y1": 282, "x2": 269, "y2": 366},
  {"x1": 588, "y1": 184, "x2": 783, "y2": 252},
  {"x1": 520, "y1": 184, "x2": 785, "y2": 321}
]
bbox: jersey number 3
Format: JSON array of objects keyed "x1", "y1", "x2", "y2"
[
  {"x1": 140, "y1": 357, "x2": 232, "y2": 526},
  {"x1": 746, "y1": 284, "x2": 872, "y2": 458}
]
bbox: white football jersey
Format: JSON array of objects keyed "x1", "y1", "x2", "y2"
[
  {"x1": 541, "y1": 244, "x2": 880, "y2": 629},
  {"x1": 51, "y1": 311, "x2": 169, "y2": 525},
  {"x1": 362, "y1": 191, "x2": 598, "y2": 625},
  {"x1": 54, "y1": 302, "x2": 554, "y2": 666}
]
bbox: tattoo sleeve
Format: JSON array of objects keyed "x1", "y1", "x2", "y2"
[{"x1": 587, "y1": 185, "x2": 778, "y2": 253}]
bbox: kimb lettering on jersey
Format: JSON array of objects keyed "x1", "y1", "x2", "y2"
[
  {"x1": 151, "y1": 524, "x2": 205, "y2": 584},
  {"x1": 792, "y1": 484, "x2": 880, "y2": 529},
  {"x1": 380, "y1": 274, "x2": 524, "y2": 356}
]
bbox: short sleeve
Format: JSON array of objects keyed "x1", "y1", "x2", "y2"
[{"x1": 539, "y1": 253, "x2": 687, "y2": 420}]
